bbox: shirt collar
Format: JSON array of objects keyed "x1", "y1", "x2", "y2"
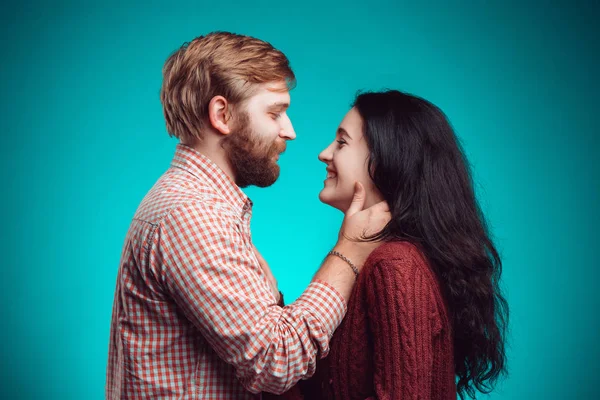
[{"x1": 170, "y1": 143, "x2": 252, "y2": 216}]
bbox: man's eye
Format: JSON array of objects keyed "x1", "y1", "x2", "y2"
[{"x1": 271, "y1": 113, "x2": 281, "y2": 120}]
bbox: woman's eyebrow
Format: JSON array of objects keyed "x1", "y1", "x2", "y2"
[{"x1": 337, "y1": 127, "x2": 352, "y2": 140}]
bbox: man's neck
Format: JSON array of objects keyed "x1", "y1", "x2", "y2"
[{"x1": 182, "y1": 139, "x2": 236, "y2": 184}]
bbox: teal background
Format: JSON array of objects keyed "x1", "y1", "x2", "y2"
[{"x1": 1, "y1": 1, "x2": 598, "y2": 398}]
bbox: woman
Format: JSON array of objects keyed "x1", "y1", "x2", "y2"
[{"x1": 274, "y1": 90, "x2": 508, "y2": 399}]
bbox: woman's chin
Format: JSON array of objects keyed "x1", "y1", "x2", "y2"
[
  {"x1": 318, "y1": 190, "x2": 331, "y2": 206},
  {"x1": 319, "y1": 191, "x2": 348, "y2": 213}
]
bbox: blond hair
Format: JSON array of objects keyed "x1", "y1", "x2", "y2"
[{"x1": 160, "y1": 32, "x2": 295, "y2": 142}]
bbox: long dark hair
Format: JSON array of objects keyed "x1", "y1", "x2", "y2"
[{"x1": 354, "y1": 90, "x2": 508, "y2": 398}]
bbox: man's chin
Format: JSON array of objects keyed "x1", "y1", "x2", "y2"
[
  {"x1": 237, "y1": 165, "x2": 280, "y2": 188},
  {"x1": 252, "y1": 176, "x2": 278, "y2": 188},
  {"x1": 256, "y1": 165, "x2": 280, "y2": 187}
]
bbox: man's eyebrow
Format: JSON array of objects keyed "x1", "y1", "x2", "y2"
[
  {"x1": 267, "y1": 102, "x2": 289, "y2": 111},
  {"x1": 337, "y1": 127, "x2": 352, "y2": 139}
]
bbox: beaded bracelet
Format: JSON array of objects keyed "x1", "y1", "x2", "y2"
[{"x1": 328, "y1": 250, "x2": 359, "y2": 278}]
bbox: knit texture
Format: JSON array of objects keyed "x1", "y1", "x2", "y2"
[{"x1": 267, "y1": 241, "x2": 456, "y2": 399}]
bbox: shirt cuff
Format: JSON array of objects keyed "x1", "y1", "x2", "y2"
[{"x1": 295, "y1": 280, "x2": 347, "y2": 339}]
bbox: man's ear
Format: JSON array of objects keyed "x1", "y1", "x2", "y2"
[{"x1": 208, "y1": 95, "x2": 233, "y2": 135}]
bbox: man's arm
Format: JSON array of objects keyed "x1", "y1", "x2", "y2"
[
  {"x1": 154, "y1": 201, "x2": 345, "y2": 394},
  {"x1": 153, "y1": 183, "x2": 390, "y2": 395}
]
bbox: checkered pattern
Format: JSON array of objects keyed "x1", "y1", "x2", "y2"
[{"x1": 106, "y1": 144, "x2": 346, "y2": 399}]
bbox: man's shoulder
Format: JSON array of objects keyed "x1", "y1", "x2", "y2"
[{"x1": 133, "y1": 169, "x2": 233, "y2": 225}]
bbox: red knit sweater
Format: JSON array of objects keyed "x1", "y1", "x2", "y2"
[{"x1": 267, "y1": 241, "x2": 456, "y2": 399}]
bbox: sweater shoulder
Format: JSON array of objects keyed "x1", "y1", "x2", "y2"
[
  {"x1": 361, "y1": 241, "x2": 444, "y2": 303},
  {"x1": 363, "y1": 241, "x2": 429, "y2": 276},
  {"x1": 361, "y1": 241, "x2": 449, "y2": 333}
]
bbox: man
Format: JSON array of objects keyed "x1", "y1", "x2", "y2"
[{"x1": 106, "y1": 31, "x2": 390, "y2": 399}]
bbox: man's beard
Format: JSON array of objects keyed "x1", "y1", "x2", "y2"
[{"x1": 222, "y1": 112, "x2": 286, "y2": 188}]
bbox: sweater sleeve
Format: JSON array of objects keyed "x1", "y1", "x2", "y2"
[{"x1": 365, "y1": 257, "x2": 439, "y2": 400}]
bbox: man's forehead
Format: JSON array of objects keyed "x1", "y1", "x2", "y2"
[
  {"x1": 249, "y1": 83, "x2": 290, "y2": 106},
  {"x1": 264, "y1": 80, "x2": 289, "y2": 92}
]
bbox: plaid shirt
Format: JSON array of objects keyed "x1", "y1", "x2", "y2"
[{"x1": 106, "y1": 144, "x2": 346, "y2": 399}]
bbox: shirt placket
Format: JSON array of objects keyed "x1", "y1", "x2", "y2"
[{"x1": 241, "y1": 200, "x2": 253, "y2": 248}]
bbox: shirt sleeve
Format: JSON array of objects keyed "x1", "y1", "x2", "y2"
[
  {"x1": 365, "y1": 257, "x2": 439, "y2": 399},
  {"x1": 150, "y1": 201, "x2": 347, "y2": 394}
]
